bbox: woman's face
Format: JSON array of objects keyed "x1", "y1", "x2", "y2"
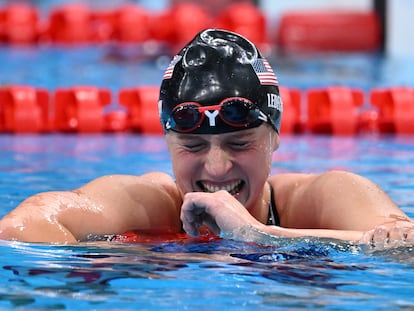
[{"x1": 165, "y1": 125, "x2": 279, "y2": 211}]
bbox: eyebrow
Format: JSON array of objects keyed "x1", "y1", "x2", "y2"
[{"x1": 175, "y1": 135, "x2": 206, "y2": 144}]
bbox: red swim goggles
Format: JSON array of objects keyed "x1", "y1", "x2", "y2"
[{"x1": 165, "y1": 97, "x2": 270, "y2": 133}]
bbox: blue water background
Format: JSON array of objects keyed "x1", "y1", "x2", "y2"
[{"x1": 1, "y1": 133, "x2": 414, "y2": 310}]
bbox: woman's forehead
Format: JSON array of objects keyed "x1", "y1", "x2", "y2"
[{"x1": 167, "y1": 126, "x2": 271, "y2": 142}]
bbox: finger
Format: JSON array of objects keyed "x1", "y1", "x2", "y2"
[
  {"x1": 404, "y1": 228, "x2": 414, "y2": 245},
  {"x1": 358, "y1": 230, "x2": 375, "y2": 246},
  {"x1": 364, "y1": 226, "x2": 390, "y2": 250},
  {"x1": 181, "y1": 209, "x2": 201, "y2": 226},
  {"x1": 372, "y1": 226, "x2": 388, "y2": 246},
  {"x1": 180, "y1": 209, "x2": 200, "y2": 237},
  {"x1": 181, "y1": 219, "x2": 199, "y2": 237},
  {"x1": 202, "y1": 213, "x2": 220, "y2": 235},
  {"x1": 181, "y1": 204, "x2": 211, "y2": 237},
  {"x1": 387, "y1": 226, "x2": 406, "y2": 248}
]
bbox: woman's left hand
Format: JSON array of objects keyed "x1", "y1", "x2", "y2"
[{"x1": 359, "y1": 220, "x2": 414, "y2": 249}]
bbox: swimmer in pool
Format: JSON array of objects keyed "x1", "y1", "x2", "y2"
[{"x1": 0, "y1": 29, "x2": 413, "y2": 247}]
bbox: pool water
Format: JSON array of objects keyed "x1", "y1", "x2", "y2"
[{"x1": 1, "y1": 134, "x2": 414, "y2": 310}]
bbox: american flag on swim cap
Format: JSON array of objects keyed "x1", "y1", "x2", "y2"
[
  {"x1": 163, "y1": 55, "x2": 182, "y2": 79},
  {"x1": 252, "y1": 58, "x2": 278, "y2": 86}
]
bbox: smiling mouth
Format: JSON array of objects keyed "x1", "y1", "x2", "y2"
[{"x1": 197, "y1": 180, "x2": 244, "y2": 195}]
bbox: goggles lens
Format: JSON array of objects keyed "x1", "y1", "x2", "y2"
[{"x1": 167, "y1": 97, "x2": 267, "y2": 133}]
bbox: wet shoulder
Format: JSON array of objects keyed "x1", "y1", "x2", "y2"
[
  {"x1": 141, "y1": 172, "x2": 183, "y2": 204},
  {"x1": 267, "y1": 173, "x2": 317, "y2": 220}
]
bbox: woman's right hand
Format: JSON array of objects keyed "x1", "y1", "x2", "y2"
[{"x1": 180, "y1": 190, "x2": 264, "y2": 238}]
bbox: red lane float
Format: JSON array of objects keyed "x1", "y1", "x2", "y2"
[
  {"x1": 0, "y1": 3, "x2": 40, "y2": 44},
  {"x1": 2, "y1": 84, "x2": 414, "y2": 136},
  {"x1": 215, "y1": 2, "x2": 267, "y2": 47},
  {"x1": 119, "y1": 86, "x2": 163, "y2": 134},
  {"x1": 47, "y1": 4, "x2": 93, "y2": 44},
  {"x1": 151, "y1": 3, "x2": 211, "y2": 50},
  {"x1": 0, "y1": 3, "x2": 385, "y2": 53},
  {"x1": 113, "y1": 231, "x2": 189, "y2": 243},
  {"x1": 113, "y1": 228, "x2": 219, "y2": 244},
  {"x1": 357, "y1": 109, "x2": 379, "y2": 134},
  {"x1": 276, "y1": 11, "x2": 381, "y2": 52},
  {"x1": 279, "y1": 87, "x2": 303, "y2": 134},
  {"x1": 110, "y1": 4, "x2": 151, "y2": 43},
  {"x1": 53, "y1": 86, "x2": 111, "y2": 132},
  {"x1": 90, "y1": 4, "x2": 152, "y2": 44},
  {"x1": 0, "y1": 86, "x2": 49, "y2": 133},
  {"x1": 370, "y1": 87, "x2": 414, "y2": 134},
  {"x1": 307, "y1": 87, "x2": 364, "y2": 135},
  {"x1": 104, "y1": 111, "x2": 129, "y2": 133}
]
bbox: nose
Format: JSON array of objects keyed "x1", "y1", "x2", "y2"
[{"x1": 204, "y1": 145, "x2": 233, "y2": 178}]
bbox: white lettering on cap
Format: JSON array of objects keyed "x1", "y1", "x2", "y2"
[
  {"x1": 267, "y1": 93, "x2": 283, "y2": 112},
  {"x1": 204, "y1": 110, "x2": 219, "y2": 126}
]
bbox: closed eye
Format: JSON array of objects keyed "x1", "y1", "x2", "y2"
[
  {"x1": 228, "y1": 140, "x2": 251, "y2": 150},
  {"x1": 183, "y1": 143, "x2": 206, "y2": 152},
  {"x1": 179, "y1": 139, "x2": 208, "y2": 152}
]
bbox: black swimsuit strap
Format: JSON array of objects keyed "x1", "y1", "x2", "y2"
[{"x1": 267, "y1": 183, "x2": 280, "y2": 226}]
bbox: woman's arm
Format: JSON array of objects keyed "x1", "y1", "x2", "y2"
[
  {"x1": 180, "y1": 190, "x2": 365, "y2": 242},
  {"x1": 272, "y1": 170, "x2": 410, "y2": 231},
  {"x1": 0, "y1": 172, "x2": 182, "y2": 243},
  {"x1": 180, "y1": 171, "x2": 414, "y2": 246}
]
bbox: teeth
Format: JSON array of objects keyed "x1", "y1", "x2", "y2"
[{"x1": 200, "y1": 180, "x2": 242, "y2": 195}]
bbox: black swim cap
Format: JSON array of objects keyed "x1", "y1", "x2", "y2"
[{"x1": 159, "y1": 28, "x2": 282, "y2": 134}]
